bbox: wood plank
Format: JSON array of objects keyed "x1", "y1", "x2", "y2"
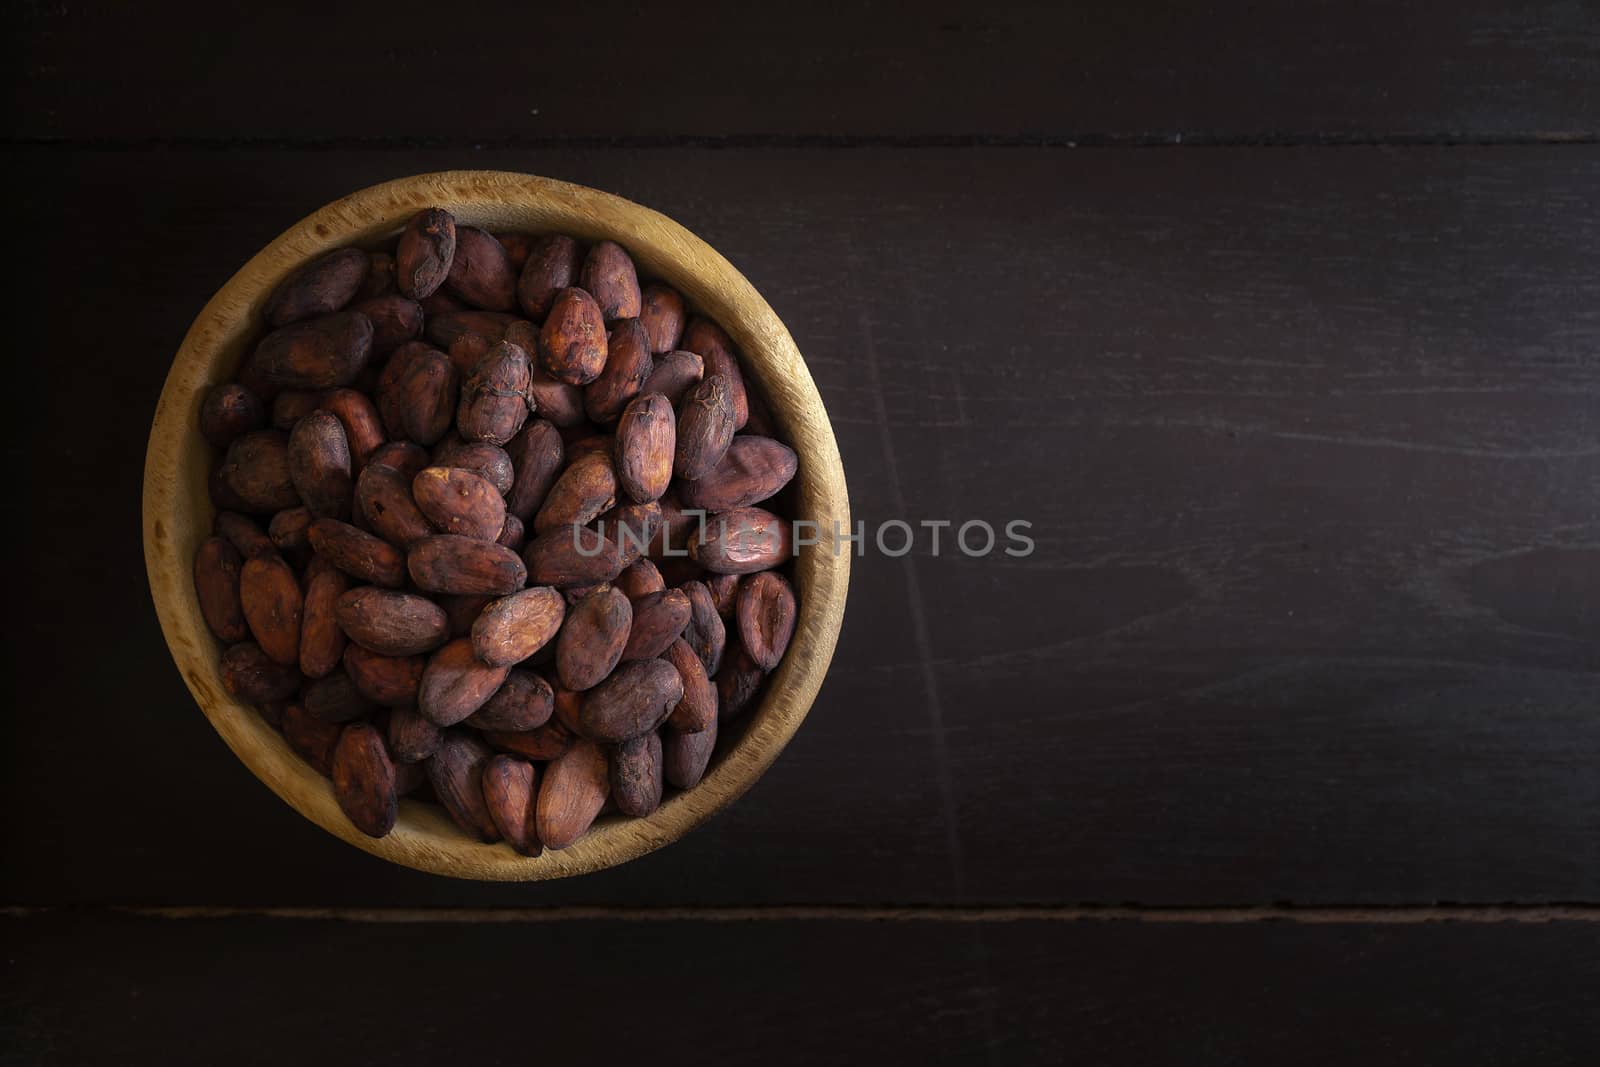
[
  {"x1": 5, "y1": 146, "x2": 1599, "y2": 907},
  {"x1": 5, "y1": 912, "x2": 1598, "y2": 1065},
  {"x1": 7, "y1": 2, "x2": 1599, "y2": 141}
]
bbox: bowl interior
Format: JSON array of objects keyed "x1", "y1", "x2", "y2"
[{"x1": 143, "y1": 170, "x2": 850, "y2": 880}]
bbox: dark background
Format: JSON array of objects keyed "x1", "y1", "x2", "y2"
[{"x1": 5, "y1": 2, "x2": 1599, "y2": 1063}]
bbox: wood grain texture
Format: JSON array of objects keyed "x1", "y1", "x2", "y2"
[
  {"x1": 141, "y1": 170, "x2": 850, "y2": 879},
  {"x1": 5, "y1": 912, "x2": 1598, "y2": 1065},
  {"x1": 7, "y1": 1, "x2": 1599, "y2": 142},
  {"x1": 6, "y1": 145, "x2": 1598, "y2": 906}
]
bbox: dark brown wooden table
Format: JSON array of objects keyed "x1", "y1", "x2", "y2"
[{"x1": 6, "y1": 3, "x2": 1599, "y2": 1063}]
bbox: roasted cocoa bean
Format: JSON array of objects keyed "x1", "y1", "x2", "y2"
[
  {"x1": 517, "y1": 234, "x2": 583, "y2": 319},
  {"x1": 308, "y1": 518, "x2": 408, "y2": 587},
  {"x1": 663, "y1": 636, "x2": 717, "y2": 733},
  {"x1": 674, "y1": 374, "x2": 737, "y2": 481},
  {"x1": 418, "y1": 637, "x2": 511, "y2": 727},
  {"x1": 471, "y1": 586, "x2": 565, "y2": 667},
  {"x1": 663, "y1": 713, "x2": 718, "y2": 790},
  {"x1": 427, "y1": 729, "x2": 500, "y2": 842},
  {"x1": 466, "y1": 668, "x2": 554, "y2": 732},
  {"x1": 681, "y1": 317, "x2": 748, "y2": 429},
  {"x1": 200, "y1": 383, "x2": 266, "y2": 449},
  {"x1": 503, "y1": 420, "x2": 565, "y2": 520},
  {"x1": 639, "y1": 283, "x2": 686, "y2": 354},
  {"x1": 396, "y1": 208, "x2": 457, "y2": 300},
  {"x1": 335, "y1": 586, "x2": 449, "y2": 656},
  {"x1": 387, "y1": 705, "x2": 443, "y2": 762},
  {"x1": 482, "y1": 754, "x2": 540, "y2": 855},
  {"x1": 538, "y1": 287, "x2": 607, "y2": 385},
  {"x1": 219, "y1": 430, "x2": 299, "y2": 513},
  {"x1": 737, "y1": 571, "x2": 797, "y2": 670},
  {"x1": 556, "y1": 585, "x2": 632, "y2": 692},
  {"x1": 677, "y1": 435, "x2": 798, "y2": 513},
  {"x1": 690, "y1": 507, "x2": 792, "y2": 574},
  {"x1": 265, "y1": 247, "x2": 369, "y2": 327},
  {"x1": 253, "y1": 311, "x2": 374, "y2": 390},
  {"x1": 220, "y1": 641, "x2": 301, "y2": 702},
  {"x1": 615, "y1": 392, "x2": 676, "y2": 503},
  {"x1": 456, "y1": 340, "x2": 532, "y2": 444},
  {"x1": 444, "y1": 226, "x2": 517, "y2": 311},
  {"x1": 610, "y1": 732, "x2": 663, "y2": 818},
  {"x1": 194, "y1": 536, "x2": 249, "y2": 642},
  {"x1": 534, "y1": 451, "x2": 617, "y2": 534},
  {"x1": 413, "y1": 466, "x2": 507, "y2": 541},
  {"x1": 332, "y1": 721, "x2": 398, "y2": 837},
  {"x1": 299, "y1": 555, "x2": 350, "y2": 678},
  {"x1": 585, "y1": 317, "x2": 652, "y2": 424},
  {"x1": 621, "y1": 588, "x2": 691, "y2": 661},
  {"x1": 408, "y1": 534, "x2": 527, "y2": 596},
  {"x1": 355, "y1": 462, "x2": 434, "y2": 547},
  {"x1": 432, "y1": 439, "x2": 514, "y2": 495},
  {"x1": 536, "y1": 738, "x2": 608, "y2": 850},
  {"x1": 578, "y1": 658, "x2": 683, "y2": 743},
  {"x1": 343, "y1": 643, "x2": 425, "y2": 706},
  {"x1": 240, "y1": 554, "x2": 303, "y2": 666}
]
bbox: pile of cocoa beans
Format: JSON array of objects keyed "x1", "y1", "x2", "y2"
[{"x1": 192, "y1": 207, "x2": 800, "y2": 853}]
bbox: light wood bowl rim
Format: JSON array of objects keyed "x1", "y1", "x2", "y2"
[{"x1": 142, "y1": 170, "x2": 850, "y2": 881}]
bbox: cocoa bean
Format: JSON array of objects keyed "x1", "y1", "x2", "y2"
[
  {"x1": 396, "y1": 207, "x2": 456, "y2": 300},
  {"x1": 351, "y1": 294, "x2": 423, "y2": 353},
  {"x1": 621, "y1": 588, "x2": 691, "y2": 661},
  {"x1": 639, "y1": 283, "x2": 685, "y2": 354},
  {"x1": 269, "y1": 505, "x2": 313, "y2": 552},
  {"x1": 427, "y1": 729, "x2": 501, "y2": 842},
  {"x1": 200, "y1": 383, "x2": 266, "y2": 448},
  {"x1": 424, "y1": 310, "x2": 518, "y2": 349},
  {"x1": 418, "y1": 637, "x2": 511, "y2": 727},
  {"x1": 663, "y1": 637, "x2": 717, "y2": 733},
  {"x1": 456, "y1": 340, "x2": 532, "y2": 444},
  {"x1": 444, "y1": 226, "x2": 517, "y2": 311},
  {"x1": 466, "y1": 668, "x2": 553, "y2": 732},
  {"x1": 272, "y1": 389, "x2": 326, "y2": 431},
  {"x1": 265, "y1": 247, "x2": 369, "y2": 327},
  {"x1": 737, "y1": 570, "x2": 797, "y2": 670},
  {"x1": 302, "y1": 670, "x2": 374, "y2": 723},
  {"x1": 616, "y1": 558, "x2": 666, "y2": 603},
  {"x1": 598, "y1": 499, "x2": 662, "y2": 567},
  {"x1": 253, "y1": 311, "x2": 374, "y2": 390},
  {"x1": 690, "y1": 507, "x2": 792, "y2": 574},
  {"x1": 332, "y1": 721, "x2": 398, "y2": 837},
  {"x1": 536, "y1": 738, "x2": 609, "y2": 849},
  {"x1": 615, "y1": 392, "x2": 676, "y2": 503},
  {"x1": 240, "y1": 554, "x2": 302, "y2": 666},
  {"x1": 681, "y1": 317, "x2": 748, "y2": 429},
  {"x1": 335, "y1": 586, "x2": 449, "y2": 656},
  {"x1": 538, "y1": 288, "x2": 607, "y2": 385},
  {"x1": 503, "y1": 420, "x2": 565, "y2": 521},
  {"x1": 219, "y1": 430, "x2": 299, "y2": 513},
  {"x1": 578, "y1": 658, "x2": 682, "y2": 743},
  {"x1": 376, "y1": 342, "x2": 457, "y2": 446},
  {"x1": 516, "y1": 233, "x2": 582, "y2": 320},
  {"x1": 706, "y1": 572, "x2": 740, "y2": 619},
  {"x1": 494, "y1": 232, "x2": 535, "y2": 270},
  {"x1": 360, "y1": 251, "x2": 396, "y2": 299},
  {"x1": 283, "y1": 702, "x2": 341, "y2": 776},
  {"x1": 556, "y1": 585, "x2": 632, "y2": 692},
  {"x1": 413, "y1": 466, "x2": 507, "y2": 541},
  {"x1": 681, "y1": 580, "x2": 727, "y2": 675},
  {"x1": 220, "y1": 642, "x2": 301, "y2": 702},
  {"x1": 674, "y1": 374, "x2": 736, "y2": 481},
  {"x1": 308, "y1": 518, "x2": 408, "y2": 587},
  {"x1": 534, "y1": 451, "x2": 617, "y2": 534},
  {"x1": 663, "y1": 713, "x2": 718, "y2": 789},
  {"x1": 584, "y1": 318, "x2": 652, "y2": 424},
  {"x1": 299, "y1": 555, "x2": 350, "y2": 678},
  {"x1": 343, "y1": 643, "x2": 425, "y2": 707},
  {"x1": 387, "y1": 705, "x2": 442, "y2": 762},
  {"x1": 497, "y1": 513, "x2": 526, "y2": 552},
  {"x1": 483, "y1": 718, "x2": 574, "y2": 762},
  {"x1": 215, "y1": 511, "x2": 276, "y2": 560},
  {"x1": 471, "y1": 586, "x2": 565, "y2": 667},
  {"x1": 408, "y1": 534, "x2": 527, "y2": 596},
  {"x1": 194, "y1": 536, "x2": 249, "y2": 642},
  {"x1": 610, "y1": 732, "x2": 663, "y2": 817},
  {"x1": 287, "y1": 409, "x2": 353, "y2": 519},
  {"x1": 716, "y1": 647, "x2": 765, "y2": 722},
  {"x1": 432, "y1": 439, "x2": 514, "y2": 494},
  {"x1": 355, "y1": 462, "x2": 434, "y2": 547},
  {"x1": 677, "y1": 435, "x2": 798, "y2": 513},
  {"x1": 580, "y1": 240, "x2": 642, "y2": 322},
  {"x1": 448, "y1": 332, "x2": 491, "y2": 376},
  {"x1": 482, "y1": 754, "x2": 540, "y2": 855},
  {"x1": 640, "y1": 349, "x2": 704, "y2": 407},
  {"x1": 367, "y1": 441, "x2": 430, "y2": 480},
  {"x1": 439, "y1": 593, "x2": 494, "y2": 638}
]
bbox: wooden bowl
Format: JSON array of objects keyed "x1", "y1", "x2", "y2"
[{"x1": 142, "y1": 171, "x2": 850, "y2": 880}]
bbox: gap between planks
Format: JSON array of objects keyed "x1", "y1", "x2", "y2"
[
  {"x1": 3, "y1": 132, "x2": 1598, "y2": 152},
  {"x1": 3, "y1": 905, "x2": 1599, "y2": 925}
]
